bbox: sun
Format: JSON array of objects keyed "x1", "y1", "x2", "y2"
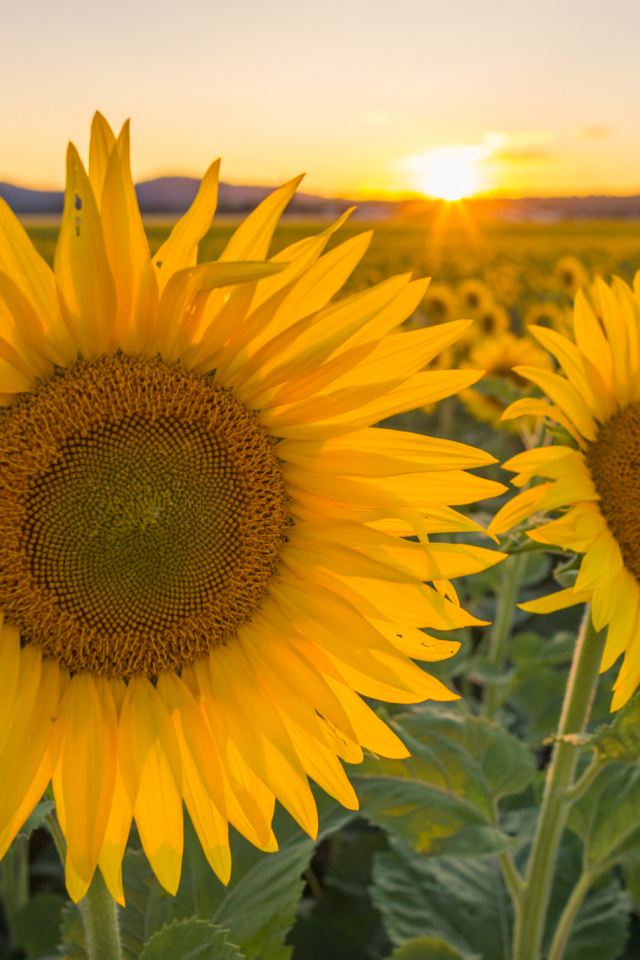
[{"x1": 417, "y1": 147, "x2": 484, "y2": 201}]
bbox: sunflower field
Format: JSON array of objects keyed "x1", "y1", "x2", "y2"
[{"x1": 4, "y1": 129, "x2": 640, "y2": 960}]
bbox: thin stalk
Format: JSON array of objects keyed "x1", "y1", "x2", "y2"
[
  {"x1": 512, "y1": 608, "x2": 606, "y2": 960},
  {"x1": 484, "y1": 552, "x2": 528, "y2": 720},
  {"x1": 564, "y1": 753, "x2": 606, "y2": 803},
  {"x1": 46, "y1": 798, "x2": 123, "y2": 960},
  {"x1": 78, "y1": 870, "x2": 124, "y2": 960},
  {"x1": 546, "y1": 870, "x2": 595, "y2": 960}
]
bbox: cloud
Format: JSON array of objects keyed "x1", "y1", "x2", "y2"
[
  {"x1": 483, "y1": 131, "x2": 555, "y2": 165},
  {"x1": 580, "y1": 125, "x2": 612, "y2": 139}
]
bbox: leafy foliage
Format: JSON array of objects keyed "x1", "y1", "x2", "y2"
[
  {"x1": 138, "y1": 919, "x2": 243, "y2": 960},
  {"x1": 352, "y1": 706, "x2": 534, "y2": 859}
]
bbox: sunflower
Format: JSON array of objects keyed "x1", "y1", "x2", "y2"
[
  {"x1": 524, "y1": 301, "x2": 573, "y2": 339},
  {"x1": 421, "y1": 283, "x2": 458, "y2": 325},
  {"x1": 460, "y1": 332, "x2": 553, "y2": 430},
  {"x1": 489, "y1": 275, "x2": 640, "y2": 709},
  {"x1": 457, "y1": 278, "x2": 493, "y2": 316},
  {"x1": 0, "y1": 114, "x2": 506, "y2": 904},
  {"x1": 554, "y1": 255, "x2": 588, "y2": 297}
]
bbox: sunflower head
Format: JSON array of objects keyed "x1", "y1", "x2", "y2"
[
  {"x1": 421, "y1": 282, "x2": 458, "y2": 324},
  {"x1": 490, "y1": 273, "x2": 640, "y2": 709},
  {"x1": 460, "y1": 331, "x2": 553, "y2": 430},
  {"x1": 554, "y1": 255, "x2": 588, "y2": 296},
  {"x1": 457, "y1": 278, "x2": 493, "y2": 315},
  {"x1": 0, "y1": 113, "x2": 507, "y2": 903},
  {"x1": 524, "y1": 301, "x2": 573, "y2": 339}
]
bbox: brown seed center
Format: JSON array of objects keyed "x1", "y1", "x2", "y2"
[
  {"x1": 585, "y1": 401, "x2": 640, "y2": 582},
  {"x1": 0, "y1": 355, "x2": 290, "y2": 678}
]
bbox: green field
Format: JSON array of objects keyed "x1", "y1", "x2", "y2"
[
  {"x1": 25, "y1": 216, "x2": 640, "y2": 303},
  {"x1": 10, "y1": 215, "x2": 640, "y2": 960}
]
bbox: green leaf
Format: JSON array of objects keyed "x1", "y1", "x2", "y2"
[
  {"x1": 351, "y1": 706, "x2": 534, "y2": 858},
  {"x1": 370, "y1": 837, "x2": 502, "y2": 960},
  {"x1": 10, "y1": 891, "x2": 66, "y2": 958},
  {"x1": 119, "y1": 791, "x2": 354, "y2": 960},
  {"x1": 621, "y1": 849, "x2": 640, "y2": 908},
  {"x1": 591, "y1": 691, "x2": 640, "y2": 762},
  {"x1": 138, "y1": 919, "x2": 243, "y2": 960},
  {"x1": 16, "y1": 799, "x2": 55, "y2": 840},
  {"x1": 384, "y1": 936, "x2": 465, "y2": 960},
  {"x1": 562, "y1": 876, "x2": 631, "y2": 960},
  {"x1": 568, "y1": 763, "x2": 640, "y2": 868},
  {"x1": 287, "y1": 819, "x2": 391, "y2": 960}
]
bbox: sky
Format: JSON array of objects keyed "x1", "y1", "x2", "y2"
[{"x1": 2, "y1": 0, "x2": 640, "y2": 199}]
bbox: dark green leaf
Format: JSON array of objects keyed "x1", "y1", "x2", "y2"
[
  {"x1": 563, "y1": 876, "x2": 631, "y2": 960},
  {"x1": 9, "y1": 891, "x2": 66, "y2": 958},
  {"x1": 370, "y1": 837, "x2": 503, "y2": 960},
  {"x1": 138, "y1": 919, "x2": 242, "y2": 960},
  {"x1": 384, "y1": 936, "x2": 465, "y2": 960},
  {"x1": 119, "y1": 792, "x2": 353, "y2": 960},
  {"x1": 351, "y1": 706, "x2": 534, "y2": 858},
  {"x1": 621, "y1": 849, "x2": 640, "y2": 908},
  {"x1": 568, "y1": 764, "x2": 640, "y2": 867},
  {"x1": 16, "y1": 800, "x2": 55, "y2": 840}
]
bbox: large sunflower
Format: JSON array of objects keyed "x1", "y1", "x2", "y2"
[
  {"x1": 489, "y1": 275, "x2": 640, "y2": 710},
  {"x1": 0, "y1": 114, "x2": 506, "y2": 904}
]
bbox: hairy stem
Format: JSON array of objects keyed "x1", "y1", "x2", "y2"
[
  {"x1": 512, "y1": 608, "x2": 606, "y2": 960},
  {"x1": 46, "y1": 796, "x2": 123, "y2": 960},
  {"x1": 78, "y1": 870, "x2": 124, "y2": 960}
]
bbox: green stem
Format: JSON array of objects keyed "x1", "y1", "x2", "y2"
[
  {"x1": 78, "y1": 870, "x2": 124, "y2": 960},
  {"x1": 512, "y1": 607, "x2": 606, "y2": 960},
  {"x1": 484, "y1": 552, "x2": 528, "y2": 720},
  {"x1": 46, "y1": 797, "x2": 122, "y2": 960},
  {"x1": 564, "y1": 753, "x2": 606, "y2": 803},
  {"x1": 546, "y1": 870, "x2": 595, "y2": 960}
]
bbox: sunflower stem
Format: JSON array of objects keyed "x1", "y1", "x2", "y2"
[
  {"x1": 512, "y1": 607, "x2": 606, "y2": 960},
  {"x1": 78, "y1": 870, "x2": 124, "y2": 960},
  {"x1": 44, "y1": 799, "x2": 122, "y2": 960},
  {"x1": 484, "y1": 552, "x2": 527, "y2": 720}
]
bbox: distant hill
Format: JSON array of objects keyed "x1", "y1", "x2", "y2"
[
  {"x1": 0, "y1": 176, "x2": 359, "y2": 217},
  {"x1": 3, "y1": 177, "x2": 640, "y2": 221}
]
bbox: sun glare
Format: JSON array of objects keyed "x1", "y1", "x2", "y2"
[
  {"x1": 405, "y1": 146, "x2": 488, "y2": 201},
  {"x1": 421, "y1": 147, "x2": 482, "y2": 200}
]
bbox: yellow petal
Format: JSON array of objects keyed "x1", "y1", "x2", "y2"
[
  {"x1": 153, "y1": 159, "x2": 221, "y2": 293},
  {"x1": 219, "y1": 175, "x2": 305, "y2": 262},
  {"x1": 54, "y1": 143, "x2": 116, "y2": 357},
  {"x1": 157, "y1": 671, "x2": 227, "y2": 817},
  {"x1": 55, "y1": 674, "x2": 117, "y2": 883},
  {"x1": 101, "y1": 120, "x2": 158, "y2": 350},
  {"x1": 512, "y1": 366, "x2": 597, "y2": 442},
  {"x1": 98, "y1": 765, "x2": 132, "y2": 906},
  {"x1": 519, "y1": 587, "x2": 593, "y2": 614},
  {"x1": 501, "y1": 397, "x2": 586, "y2": 449},
  {"x1": 88, "y1": 112, "x2": 117, "y2": 210},
  {"x1": 488, "y1": 484, "x2": 553, "y2": 536},
  {"x1": 278, "y1": 428, "x2": 496, "y2": 477},
  {"x1": 208, "y1": 644, "x2": 319, "y2": 838}
]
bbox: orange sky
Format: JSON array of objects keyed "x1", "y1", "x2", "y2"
[{"x1": 2, "y1": 0, "x2": 640, "y2": 199}]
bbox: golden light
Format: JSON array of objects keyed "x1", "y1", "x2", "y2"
[
  {"x1": 421, "y1": 147, "x2": 483, "y2": 200},
  {"x1": 403, "y1": 145, "x2": 488, "y2": 201}
]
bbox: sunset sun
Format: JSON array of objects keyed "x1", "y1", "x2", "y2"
[{"x1": 420, "y1": 146, "x2": 482, "y2": 200}]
